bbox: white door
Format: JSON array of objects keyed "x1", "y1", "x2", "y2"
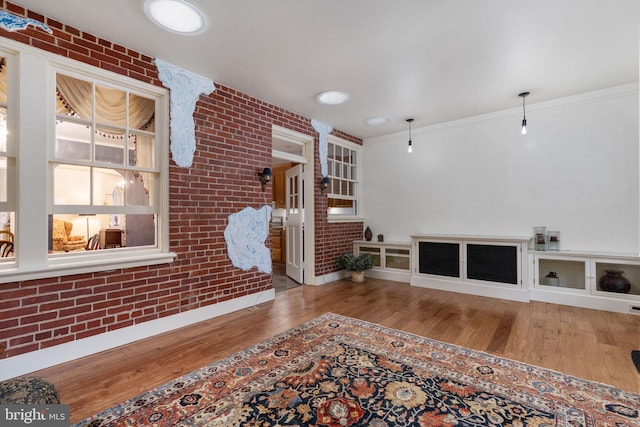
[{"x1": 285, "y1": 164, "x2": 304, "y2": 283}]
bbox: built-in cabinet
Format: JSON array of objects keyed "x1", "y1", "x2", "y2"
[
  {"x1": 354, "y1": 240, "x2": 411, "y2": 282},
  {"x1": 410, "y1": 235, "x2": 530, "y2": 302},
  {"x1": 272, "y1": 227, "x2": 285, "y2": 263},
  {"x1": 272, "y1": 163, "x2": 291, "y2": 209},
  {"x1": 530, "y1": 250, "x2": 640, "y2": 314},
  {"x1": 351, "y1": 235, "x2": 640, "y2": 314}
]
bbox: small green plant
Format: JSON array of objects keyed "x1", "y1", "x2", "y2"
[{"x1": 335, "y1": 252, "x2": 376, "y2": 272}]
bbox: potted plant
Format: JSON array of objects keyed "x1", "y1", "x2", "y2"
[{"x1": 336, "y1": 252, "x2": 376, "y2": 282}]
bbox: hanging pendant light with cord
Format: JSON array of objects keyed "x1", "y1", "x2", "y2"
[
  {"x1": 519, "y1": 92, "x2": 529, "y2": 135},
  {"x1": 406, "y1": 118, "x2": 414, "y2": 153}
]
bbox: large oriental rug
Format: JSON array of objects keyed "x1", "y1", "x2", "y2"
[{"x1": 75, "y1": 313, "x2": 639, "y2": 426}]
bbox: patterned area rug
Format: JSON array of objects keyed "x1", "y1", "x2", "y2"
[{"x1": 74, "y1": 313, "x2": 639, "y2": 426}]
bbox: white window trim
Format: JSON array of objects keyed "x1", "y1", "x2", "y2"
[
  {"x1": 0, "y1": 38, "x2": 175, "y2": 284},
  {"x1": 0, "y1": 47, "x2": 16, "y2": 216},
  {"x1": 327, "y1": 134, "x2": 364, "y2": 222}
]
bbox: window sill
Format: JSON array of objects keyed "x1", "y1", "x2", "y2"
[
  {"x1": 327, "y1": 216, "x2": 365, "y2": 224},
  {"x1": 0, "y1": 251, "x2": 177, "y2": 284}
]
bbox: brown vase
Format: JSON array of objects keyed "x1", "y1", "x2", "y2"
[
  {"x1": 364, "y1": 226, "x2": 372, "y2": 241},
  {"x1": 598, "y1": 270, "x2": 631, "y2": 293}
]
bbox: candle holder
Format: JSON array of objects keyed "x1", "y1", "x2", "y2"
[
  {"x1": 533, "y1": 226, "x2": 547, "y2": 251},
  {"x1": 547, "y1": 231, "x2": 560, "y2": 251}
]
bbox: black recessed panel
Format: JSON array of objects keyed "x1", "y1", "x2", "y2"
[
  {"x1": 466, "y1": 244, "x2": 518, "y2": 284},
  {"x1": 419, "y1": 242, "x2": 460, "y2": 277}
]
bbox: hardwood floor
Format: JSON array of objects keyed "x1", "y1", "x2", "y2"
[{"x1": 32, "y1": 278, "x2": 640, "y2": 423}]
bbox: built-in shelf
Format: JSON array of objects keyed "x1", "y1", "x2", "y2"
[
  {"x1": 530, "y1": 250, "x2": 640, "y2": 314},
  {"x1": 354, "y1": 240, "x2": 411, "y2": 283}
]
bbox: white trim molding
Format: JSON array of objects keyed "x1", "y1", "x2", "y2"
[{"x1": 0, "y1": 289, "x2": 275, "y2": 381}]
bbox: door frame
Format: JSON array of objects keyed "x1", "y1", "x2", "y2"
[{"x1": 272, "y1": 125, "x2": 314, "y2": 284}]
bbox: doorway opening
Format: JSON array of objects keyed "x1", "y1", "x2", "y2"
[
  {"x1": 271, "y1": 159, "x2": 300, "y2": 292},
  {"x1": 271, "y1": 126, "x2": 314, "y2": 292}
]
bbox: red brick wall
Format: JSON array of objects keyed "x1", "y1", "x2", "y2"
[
  {"x1": 0, "y1": 2, "x2": 363, "y2": 361},
  {"x1": 313, "y1": 130, "x2": 365, "y2": 276}
]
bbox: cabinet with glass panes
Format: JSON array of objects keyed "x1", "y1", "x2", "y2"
[
  {"x1": 353, "y1": 241, "x2": 411, "y2": 282},
  {"x1": 531, "y1": 250, "x2": 640, "y2": 314}
]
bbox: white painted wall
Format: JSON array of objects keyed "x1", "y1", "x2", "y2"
[{"x1": 362, "y1": 84, "x2": 639, "y2": 254}]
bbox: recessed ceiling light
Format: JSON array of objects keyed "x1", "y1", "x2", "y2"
[
  {"x1": 316, "y1": 90, "x2": 350, "y2": 105},
  {"x1": 144, "y1": 0, "x2": 207, "y2": 35},
  {"x1": 365, "y1": 117, "x2": 389, "y2": 126}
]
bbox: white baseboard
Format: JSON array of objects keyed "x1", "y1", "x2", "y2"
[
  {"x1": 368, "y1": 268, "x2": 411, "y2": 283},
  {"x1": 529, "y1": 289, "x2": 640, "y2": 315},
  {"x1": 308, "y1": 270, "x2": 349, "y2": 286},
  {"x1": 0, "y1": 289, "x2": 275, "y2": 381}
]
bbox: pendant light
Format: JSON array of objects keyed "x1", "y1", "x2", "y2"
[
  {"x1": 518, "y1": 92, "x2": 529, "y2": 135},
  {"x1": 406, "y1": 118, "x2": 414, "y2": 153}
]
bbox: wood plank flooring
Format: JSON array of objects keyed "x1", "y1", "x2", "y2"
[{"x1": 31, "y1": 278, "x2": 640, "y2": 423}]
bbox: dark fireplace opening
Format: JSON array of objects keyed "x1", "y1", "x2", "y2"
[
  {"x1": 419, "y1": 242, "x2": 460, "y2": 277},
  {"x1": 466, "y1": 244, "x2": 518, "y2": 284}
]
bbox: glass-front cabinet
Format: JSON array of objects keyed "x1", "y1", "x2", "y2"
[
  {"x1": 532, "y1": 251, "x2": 640, "y2": 313},
  {"x1": 358, "y1": 245, "x2": 381, "y2": 267},
  {"x1": 592, "y1": 260, "x2": 640, "y2": 297},
  {"x1": 353, "y1": 240, "x2": 411, "y2": 282},
  {"x1": 385, "y1": 247, "x2": 411, "y2": 270},
  {"x1": 535, "y1": 255, "x2": 587, "y2": 293}
]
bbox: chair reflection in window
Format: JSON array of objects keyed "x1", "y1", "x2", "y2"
[
  {"x1": 0, "y1": 230, "x2": 14, "y2": 242},
  {"x1": 86, "y1": 233, "x2": 100, "y2": 251},
  {"x1": 0, "y1": 240, "x2": 13, "y2": 257}
]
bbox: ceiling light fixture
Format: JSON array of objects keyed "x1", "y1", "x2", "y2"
[
  {"x1": 144, "y1": 0, "x2": 207, "y2": 35},
  {"x1": 518, "y1": 92, "x2": 530, "y2": 135},
  {"x1": 365, "y1": 117, "x2": 389, "y2": 127},
  {"x1": 406, "y1": 118, "x2": 414, "y2": 153},
  {"x1": 315, "y1": 90, "x2": 350, "y2": 105}
]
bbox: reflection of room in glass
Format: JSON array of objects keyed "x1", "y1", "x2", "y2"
[
  {"x1": 0, "y1": 211, "x2": 14, "y2": 258},
  {"x1": 51, "y1": 73, "x2": 158, "y2": 251},
  {"x1": 0, "y1": 58, "x2": 12, "y2": 258}
]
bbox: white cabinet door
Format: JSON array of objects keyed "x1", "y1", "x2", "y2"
[
  {"x1": 590, "y1": 259, "x2": 640, "y2": 297},
  {"x1": 535, "y1": 255, "x2": 588, "y2": 293}
]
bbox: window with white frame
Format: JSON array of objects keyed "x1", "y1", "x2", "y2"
[
  {"x1": 0, "y1": 41, "x2": 172, "y2": 283},
  {"x1": 327, "y1": 135, "x2": 361, "y2": 218},
  {"x1": 0, "y1": 54, "x2": 15, "y2": 261},
  {"x1": 52, "y1": 72, "x2": 159, "y2": 253}
]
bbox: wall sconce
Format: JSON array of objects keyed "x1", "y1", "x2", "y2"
[
  {"x1": 258, "y1": 167, "x2": 272, "y2": 191},
  {"x1": 320, "y1": 176, "x2": 329, "y2": 194},
  {"x1": 518, "y1": 92, "x2": 529, "y2": 135}
]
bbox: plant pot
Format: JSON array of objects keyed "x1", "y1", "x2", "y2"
[{"x1": 351, "y1": 271, "x2": 366, "y2": 283}]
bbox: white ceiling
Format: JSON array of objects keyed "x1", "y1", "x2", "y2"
[{"x1": 14, "y1": 0, "x2": 640, "y2": 139}]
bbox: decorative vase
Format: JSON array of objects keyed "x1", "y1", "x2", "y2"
[
  {"x1": 544, "y1": 271, "x2": 559, "y2": 286},
  {"x1": 351, "y1": 271, "x2": 365, "y2": 283},
  {"x1": 598, "y1": 270, "x2": 631, "y2": 293},
  {"x1": 364, "y1": 226, "x2": 372, "y2": 241}
]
